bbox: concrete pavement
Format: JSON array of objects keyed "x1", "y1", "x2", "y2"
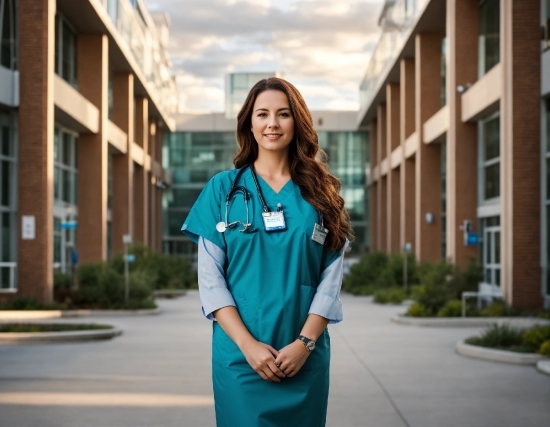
[{"x1": 0, "y1": 291, "x2": 548, "y2": 427}]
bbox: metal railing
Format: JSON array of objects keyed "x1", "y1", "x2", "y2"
[
  {"x1": 0, "y1": 262, "x2": 17, "y2": 292},
  {"x1": 98, "y1": 0, "x2": 178, "y2": 117},
  {"x1": 359, "y1": 0, "x2": 429, "y2": 112}
]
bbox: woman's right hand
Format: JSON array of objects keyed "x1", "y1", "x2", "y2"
[{"x1": 240, "y1": 339, "x2": 286, "y2": 382}]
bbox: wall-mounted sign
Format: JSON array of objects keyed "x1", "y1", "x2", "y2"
[
  {"x1": 22, "y1": 216, "x2": 35, "y2": 240},
  {"x1": 465, "y1": 232, "x2": 480, "y2": 246},
  {"x1": 61, "y1": 221, "x2": 78, "y2": 230},
  {"x1": 124, "y1": 254, "x2": 136, "y2": 263}
]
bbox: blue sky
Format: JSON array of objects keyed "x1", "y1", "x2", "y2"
[{"x1": 145, "y1": 0, "x2": 381, "y2": 113}]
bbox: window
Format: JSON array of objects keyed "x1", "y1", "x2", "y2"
[
  {"x1": 441, "y1": 38, "x2": 447, "y2": 107},
  {"x1": 54, "y1": 125, "x2": 78, "y2": 205},
  {"x1": 55, "y1": 14, "x2": 77, "y2": 87},
  {"x1": 107, "y1": 0, "x2": 118, "y2": 24},
  {"x1": 0, "y1": 109, "x2": 16, "y2": 290},
  {"x1": 479, "y1": 216, "x2": 501, "y2": 286},
  {"x1": 544, "y1": 99, "x2": 550, "y2": 300},
  {"x1": 478, "y1": 0, "x2": 500, "y2": 77},
  {"x1": 546, "y1": 0, "x2": 550, "y2": 46},
  {"x1": 0, "y1": 0, "x2": 17, "y2": 69},
  {"x1": 479, "y1": 115, "x2": 500, "y2": 202}
]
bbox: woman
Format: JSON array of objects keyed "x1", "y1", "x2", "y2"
[{"x1": 181, "y1": 77, "x2": 353, "y2": 427}]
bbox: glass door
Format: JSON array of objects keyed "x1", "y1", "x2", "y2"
[{"x1": 482, "y1": 223, "x2": 501, "y2": 287}]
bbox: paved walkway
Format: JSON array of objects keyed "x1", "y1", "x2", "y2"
[{"x1": 0, "y1": 291, "x2": 548, "y2": 427}]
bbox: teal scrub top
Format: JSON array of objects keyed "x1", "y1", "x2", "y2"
[{"x1": 182, "y1": 168, "x2": 342, "y2": 427}]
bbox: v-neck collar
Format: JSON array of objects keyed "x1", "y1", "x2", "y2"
[{"x1": 247, "y1": 169, "x2": 295, "y2": 204}]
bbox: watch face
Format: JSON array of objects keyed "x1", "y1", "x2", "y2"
[{"x1": 306, "y1": 341, "x2": 315, "y2": 351}]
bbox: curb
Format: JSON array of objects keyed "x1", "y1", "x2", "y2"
[
  {"x1": 536, "y1": 360, "x2": 550, "y2": 375},
  {"x1": 392, "y1": 314, "x2": 550, "y2": 328},
  {"x1": 153, "y1": 289, "x2": 187, "y2": 298},
  {"x1": 455, "y1": 340, "x2": 548, "y2": 365},
  {"x1": 0, "y1": 328, "x2": 123, "y2": 344},
  {"x1": 0, "y1": 308, "x2": 161, "y2": 320}
]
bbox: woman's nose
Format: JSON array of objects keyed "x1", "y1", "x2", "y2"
[{"x1": 267, "y1": 115, "x2": 279, "y2": 128}]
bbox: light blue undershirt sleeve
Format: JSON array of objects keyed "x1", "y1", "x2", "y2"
[
  {"x1": 198, "y1": 236, "x2": 236, "y2": 321},
  {"x1": 308, "y1": 238, "x2": 350, "y2": 324}
]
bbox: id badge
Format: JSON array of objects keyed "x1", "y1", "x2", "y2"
[
  {"x1": 311, "y1": 223, "x2": 329, "y2": 245},
  {"x1": 262, "y1": 211, "x2": 287, "y2": 232}
]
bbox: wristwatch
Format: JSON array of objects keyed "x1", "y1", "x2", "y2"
[{"x1": 297, "y1": 335, "x2": 316, "y2": 352}]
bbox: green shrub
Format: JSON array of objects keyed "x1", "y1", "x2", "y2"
[
  {"x1": 522, "y1": 325, "x2": 550, "y2": 348},
  {"x1": 411, "y1": 258, "x2": 482, "y2": 316},
  {"x1": 466, "y1": 324, "x2": 527, "y2": 350},
  {"x1": 373, "y1": 287, "x2": 408, "y2": 304},
  {"x1": 437, "y1": 300, "x2": 463, "y2": 317},
  {"x1": 76, "y1": 261, "x2": 154, "y2": 309},
  {"x1": 343, "y1": 252, "x2": 389, "y2": 294},
  {"x1": 110, "y1": 242, "x2": 192, "y2": 289},
  {"x1": 54, "y1": 272, "x2": 72, "y2": 290},
  {"x1": 539, "y1": 340, "x2": 550, "y2": 356},
  {"x1": 406, "y1": 302, "x2": 429, "y2": 317}
]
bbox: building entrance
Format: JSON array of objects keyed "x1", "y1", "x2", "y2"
[{"x1": 481, "y1": 219, "x2": 501, "y2": 287}]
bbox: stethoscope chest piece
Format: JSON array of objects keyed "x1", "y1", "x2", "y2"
[{"x1": 216, "y1": 222, "x2": 227, "y2": 233}]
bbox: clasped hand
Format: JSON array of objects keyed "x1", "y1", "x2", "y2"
[{"x1": 241, "y1": 339, "x2": 310, "y2": 382}]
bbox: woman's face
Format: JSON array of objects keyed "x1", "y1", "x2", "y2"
[{"x1": 250, "y1": 90, "x2": 295, "y2": 155}]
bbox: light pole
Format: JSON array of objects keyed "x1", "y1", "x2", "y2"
[
  {"x1": 123, "y1": 234, "x2": 132, "y2": 306},
  {"x1": 402, "y1": 243, "x2": 412, "y2": 292}
]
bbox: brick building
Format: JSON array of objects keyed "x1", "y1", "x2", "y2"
[
  {"x1": 359, "y1": 0, "x2": 550, "y2": 310},
  {"x1": 0, "y1": 0, "x2": 177, "y2": 302}
]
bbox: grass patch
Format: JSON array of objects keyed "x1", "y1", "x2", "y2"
[{"x1": 0, "y1": 323, "x2": 113, "y2": 333}]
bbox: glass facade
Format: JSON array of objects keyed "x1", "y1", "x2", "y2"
[
  {"x1": 163, "y1": 130, "x2": 370, "y2": 262},
  {"x1": 225, "y1": 73, "x2": 277, "y2": 119},
  {"x1": 544, "y1": 99, "x2": 550, "y2": 299},
  {"x1": 0, "y1": 109, "x2": 16, "y2": 290},
  {"x1": 478, "y1": 0, "x2": 500, "y2": 78},
  {"x1": 317, "y1": 131, "x2": 369, "y2": 255},
  {"x1": 479, "y1": 115, "x2": 500, "y2": 202},
  {"x1": 163, "y1": 132, "x2": 237, "y2": 262},
  {"x1": 54, "y1": 13, "x2": 78, "y2": 88},
  {"x1": 441, "y1": 38, "x2": 447, "y2": 107},
  {"x1": 53, "y1": 125, "x2": 78, "y2": 273},
  {"x1": 0, "y1": 0, "x2": 17, "y2": 70}
]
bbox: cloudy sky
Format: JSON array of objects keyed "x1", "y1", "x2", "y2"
[{"x1": 145, "y1": 0, "x2": 382, "y2": 113}]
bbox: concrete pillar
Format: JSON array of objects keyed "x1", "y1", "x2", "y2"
[
  {"x1": 77, "y1": 34, "x2": 109, "y2": 263},
  {"x1": 111, "y1": 73, "x2": 134, "y2": 254},
  {"x1": 369, "y1": 119, "x2": 378, "y2": 251},
  {"x1": 415, "y1": 33, "x2": 444, "y2": 262},
  {"x1": 386, "y1": 83, "x2": 401, "y2": 253},
  {"x1": 400, "y1": 59, "x2": 416, "y2": 250},
  {"x1": 377, "y1": 105, "x2": 387, "y2": 252},
  {"x1": 501, "y1": 0, "x2": 542, "y2": 309},
  {"x1": 16, "y1": 0, "x2": 55, "y2": 302},
  {"x1": 134, "y1": 97, "x2": 149, "y2": 244},
  {"x1": 446, "y1": 0, "x2": 479, "y2": 268}
]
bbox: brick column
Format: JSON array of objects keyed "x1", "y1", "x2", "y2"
[
  {"x1": 377, "y1": 105, "x2": 387, "y2": 252},
  {"x1": 77, "y1": 34, "x2": 109, "y2": 263},
  {"x1": 446, "y1": 0, "x2": 479, "y2": 268},
  {"x1": 369, "y1": 119, "x2": 378, "y2": 251},
  {"x1": 111, "y1": 73, "x2": 134, "y2": 254},
  {"x1": 386, "y1": 83, "x2": 401, "y2": 253},
  {"x1": 501, "y1": 0, "x2": 542, "y2": 309},
  {"x1": 415, "y1": 33, "x2": 444, "y2": 262},
  {"x1": 400, "y1": 59, "x2": 416, "y2": 251},
  {"x1": 16, "y1": 0, "x2": 55, "y2": 302},
  {"x1": 134, "y1": 97, "x2": 149, "y2": 244}
]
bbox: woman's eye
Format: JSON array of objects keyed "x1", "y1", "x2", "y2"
[{"x1": 280, "y1": 113, "x2": 290, "y2": 118}]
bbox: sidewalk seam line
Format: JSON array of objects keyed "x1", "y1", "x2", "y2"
[{"x1": 335, "y1": 328, "x2": 411, "y2": 427}]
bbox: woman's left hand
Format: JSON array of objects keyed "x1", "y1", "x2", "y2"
[{"x1": 274, "y1": 340, "x2": 310, "y2": 377}]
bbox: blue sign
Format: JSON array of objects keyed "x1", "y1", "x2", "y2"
[
  {"x1": 60, "y1": 222, "x2": 78, "y2": 229},
  {"x1": 465, "y1": 232, "x2": 480, "y2": 246},
  {"x1": 124, "y1": 254, "x2": 136, "y2": 263}
]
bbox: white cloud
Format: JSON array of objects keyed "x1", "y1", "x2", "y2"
[{"x1": 145, "y1": 0, "x2": 381, "y2": 112}]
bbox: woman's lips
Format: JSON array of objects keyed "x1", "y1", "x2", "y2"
[{"x1": 264, "y1": 134, "x2": 282, "y2": 140}]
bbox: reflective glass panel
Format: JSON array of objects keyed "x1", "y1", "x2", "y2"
[
  {"x1": 0, "y1": 113, "x2": 10, "y2": 156},
  {"x1": 1, "y1": 212, "x2": 9, "y2": 262},
  {"x1": 484, "y1": 163, "x2": 500, "y2": 200},
  {"x1": 484, "y1": 117, "x2": 500, "y2": 161},
  {"x1": 1, "y1": 160, "x2": 10, "y2": 206},
  {"x1": 479, "y1": 0, "x2": 500, "y2": 76},
  {"x1": 54, "y1": 167, "x2": 60, "y2": 200}
]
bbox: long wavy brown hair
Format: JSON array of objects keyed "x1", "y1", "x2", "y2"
[{"x1": 234, "y1": 77, "x2": 353, "y2": 251}]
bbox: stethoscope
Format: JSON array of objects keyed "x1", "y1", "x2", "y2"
[{"x1": 215, "y1": 164, "x2": 278, "y2": 234}]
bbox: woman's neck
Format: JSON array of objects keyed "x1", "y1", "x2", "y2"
[{"x1": 253, "y1": 150, "x2": 290, "y2": 179}]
